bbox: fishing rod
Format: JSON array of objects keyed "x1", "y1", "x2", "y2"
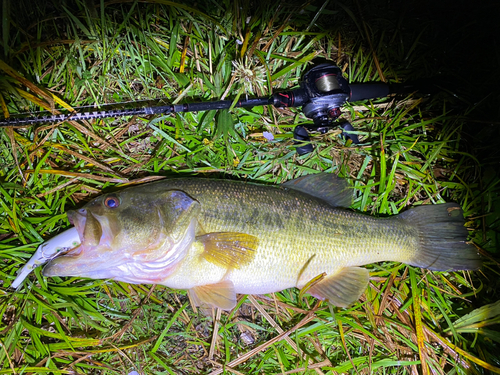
[{"x1": 0, "y1": 63, "x2": 411, "y2": 155}]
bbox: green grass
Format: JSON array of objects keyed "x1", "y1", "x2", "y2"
[{"x1": 1, "y1": 0, "x2": 499, "y2": 374}]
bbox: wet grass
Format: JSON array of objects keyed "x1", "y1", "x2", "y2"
[{"x1": 0, "y1": 0, "x2": 499, "y2": 374}]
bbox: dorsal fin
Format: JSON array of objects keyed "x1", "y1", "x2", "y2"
[{"x1": 282, "y1": 173, "x2": 353, "y2": 208}]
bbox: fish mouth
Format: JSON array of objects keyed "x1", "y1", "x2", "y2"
[
  {"x1": 43, "y1": 208, "x2": 116, "y2": 278},
  {"x1": 66, "y1": 209, "x2": 87, "y2": 241},
  {"x1": 43, "y1": 203, "x2": 196, "y2": 283}
]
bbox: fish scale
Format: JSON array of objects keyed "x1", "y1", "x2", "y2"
[
  {"x1": 42, "y1": 174, "x2": 481, "y2": 310},
  {"x1": 145, "y1": 179, "x2": 424, "y2": 291}
]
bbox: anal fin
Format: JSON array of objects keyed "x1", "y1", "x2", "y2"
[
  {"x1": 188, "y1": 280, "x2": 237, "y2": 311},
  {"x1": 307, "y1": 267, "x2": 370, "y2": 308}
]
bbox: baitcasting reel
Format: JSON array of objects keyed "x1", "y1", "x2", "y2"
[
  {"x1": 0, "y1": 63, "x2": 403, "y2": 155},
  {"x1": 275, "y1": 64, "x2": 356, "y2": 155},
  {"x1": 271, "y1": 63, "x2": 395, "y2": 155}
]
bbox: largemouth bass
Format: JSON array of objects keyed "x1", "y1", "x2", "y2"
[{"x1": 42, "y1": 174, "x2": 480, "y2": 310}]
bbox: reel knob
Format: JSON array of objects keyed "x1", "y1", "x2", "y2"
[{"x1": 293, "y1": 125, "x2": 313, "y2": 155}]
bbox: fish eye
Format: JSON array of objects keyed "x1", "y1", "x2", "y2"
[{"x1": 104, "y1": 195, "x2": 120, "y2": 209}]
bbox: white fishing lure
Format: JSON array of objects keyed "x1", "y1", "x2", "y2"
[{"x1": 11, "y1": 227, "x2": 80, "y2": 288}]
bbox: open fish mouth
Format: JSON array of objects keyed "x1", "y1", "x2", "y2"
[
  {"x1": 42, "y1": 205, "x2": 196, "y2": 283},
  {"x1": 42, "y1": 209, "x2": 114, "y2": 278},
  {"x1": 41, "y1": 188, "x2": 202, "y2": 283},
  {"x1": 68, "y1": 209, "x2": 99, "y2": 246}
]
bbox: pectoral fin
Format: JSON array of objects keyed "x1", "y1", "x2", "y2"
[
  {"x1": 188, "y1": 280, "x2": 237, "y2": 310},
  {"x1": 307, "y1": 267, "x2": 370, "y2": 308},
  {"x1": 196, "y1": 232, "x2": 258, "y2": 269}
]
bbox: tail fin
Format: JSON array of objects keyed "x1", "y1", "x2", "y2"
[{"x1": 399, "y1": 203, "x2": 481, "y2": 271}]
